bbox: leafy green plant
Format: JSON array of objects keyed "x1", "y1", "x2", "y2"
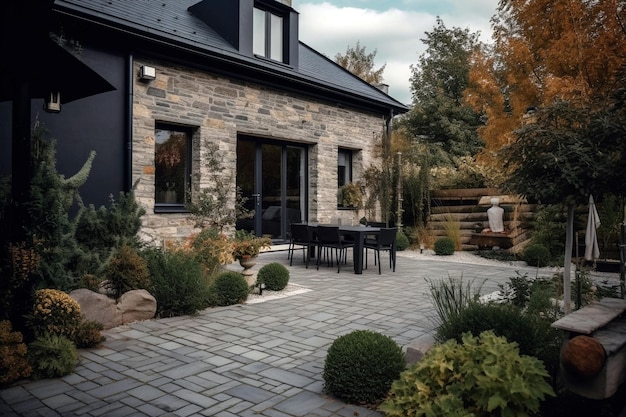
[
  {"x1": 0, "y1": 320, "x2": 32, "y2": 385},
  {"x1": 380, "y1": 331, "x2": 555, "y2": 417},
  {"x1": 27, "y1": 334, "x2": 79, "y2": 380},
  {"x1": 212, "y1": 271, "x2": 249, "y2": 306},
  {"x1": 27, "y1": 289, "x2": 82, "y2": 340},
  {"x1": 433, "y1": 237, "x2": 455, "y2": 255},
  {"x1": 523, "y1": 243, "x2": 551, "y2": 267},
  {"x1": 323, "y1": 330, "x2": 406, "y2": 405},
  {"x1": 73, "y1": 319, "x2": 105, "y2": 349},
  {"x1": 143, "y1": 247, "x2": 214, "y2": 317},
  {"x1": 395, "y1": 230, "x2": 409, "y2": 251},
  {"x1": 103, "y1": 244, "x2": 150, "y2": 299},
  {"x1": 257, "y1": 262, "x2": 290, "y2": 291},
  {"x1": 339, "y1": 182, "x2": 364, "y2": 208}
]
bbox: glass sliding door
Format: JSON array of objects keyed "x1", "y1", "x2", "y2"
[{"x1": 236, "y1": 137, "x2": 306, "y2": 241}]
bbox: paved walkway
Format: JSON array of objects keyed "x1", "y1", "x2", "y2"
[{"x1": 0, "y1": 249, "x2": 621, "y2": 417}]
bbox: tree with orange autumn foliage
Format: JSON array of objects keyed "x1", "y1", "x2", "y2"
[{"x1": 466, "y1": 0, "x2": 626, "y2": 181}]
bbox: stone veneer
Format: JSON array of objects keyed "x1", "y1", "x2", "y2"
[{"x1": 132, "y1": 58, "x2": 384, "y2": 244}]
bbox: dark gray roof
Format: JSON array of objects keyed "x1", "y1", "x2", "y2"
[{"x1": 53, "y1": 0, "x2": 408, "y2": 113}]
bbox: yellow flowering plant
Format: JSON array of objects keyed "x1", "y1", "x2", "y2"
[{"x1": 28, "y1": 289, "x2": 81, "y2": 339}]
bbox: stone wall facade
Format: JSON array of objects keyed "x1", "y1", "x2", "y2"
[{"x1": 132, "y1": 57, "x2": 384, "y2": 244}]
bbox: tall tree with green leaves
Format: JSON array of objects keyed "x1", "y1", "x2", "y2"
[
  {"x1": 335, "y1": 41, "x2": 386, "y2": 85},
  {"x1": 403, "y1": 18, "x2": 485, "y2": 168}
]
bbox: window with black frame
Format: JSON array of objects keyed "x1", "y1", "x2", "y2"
[
  {"x1": 154, "y1": 124, "x2": 191, "y2": 211},
  {"x1": 253, "y1": 4, "x2": 285, "y2": 62},
  {"x1": 337, "y1": 148, "x2": 353, "y2": 207}
]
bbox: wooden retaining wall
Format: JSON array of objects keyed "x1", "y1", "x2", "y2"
[{"x1": 427, "y1": 188, "x2": 536, "y2": 252}]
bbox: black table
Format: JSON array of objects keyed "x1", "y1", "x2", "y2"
[{"x1": 296, "y1": 223, "x2": 381, "y2": 274}]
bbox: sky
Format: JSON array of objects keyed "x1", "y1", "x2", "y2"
[{"x1": 291, "y1": 0, "x2": 500, "y2": 106}]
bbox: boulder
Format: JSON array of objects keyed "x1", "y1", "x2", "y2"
[
  {"x1": 117, "y1": 289, "x2": 157, "y2": 324},
  {"x1": 404, "y1": 333, "x2": 436, "y2": 366},
  {"x1": 70, "y1": 288, "x2": 121, "y2": 330}
]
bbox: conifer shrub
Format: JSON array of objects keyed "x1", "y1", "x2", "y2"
[
  {"x1": 0, "y1": 320, "x2": 32, "y2": 385},
  {"x1": 212, "y1": 271, "x2": 249, "y2": 306},
  {"x1": 323, "y1": 330, "x2": 405, "y2": 405},
  {"x1": 28, "y1": 289, "x2": 82, "y2": 340},
  {"x1": 380, "y1": 331, "x2": 555, "y2": 417},
  {"x1": 73, "y1": 319, "x2": 105, "y2": 349},
  {"x1": 434, "y1": 237, "x2": 455, "y2": 255},
  {"x1": 395, "y1": 230, "x2": 409, "y2": 251},
  {"x1": 257, "y1": 262, "x2": 289, "y2": 291},
  {"x1": 27, "y1": 334, "x2": 79, "y2": 380},
  {"x1": 144, "y1": 247, "x2": 214, "y2": 317},
  {"x1": 523, "y1": 243, "x2": 551, "y2": 267},
  {"x1": 104, "y1": 244, "x2": 150, "y2": 299}
]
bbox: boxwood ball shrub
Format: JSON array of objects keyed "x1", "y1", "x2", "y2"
[
  {"x1": 380, "y1": 331, "x2": 555, "y2": 417},
  {"x1": 323, "y1": 329, "x2": 406, "y2": 405},
  {"x1": 213, "y1": 271, "x2": 249, "y2": 306},
  {"x1": 523, "y1": 243, "x2": 551, "y2": 267},
  {"x1": 434, "y1": 237, "x2": 455, "y2": 255},
  {"x1": 257, "y1": 262, "x2": 290, "y2": 291}
]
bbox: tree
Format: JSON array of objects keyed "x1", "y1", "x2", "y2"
[
  {"x1": 466, "y1": 0, "x2": 626, "y2": 171},
  {"x1": 402, "y1": 18, "x2": 485, "y2": 167},
  {"x1": 335, "y1": 41, "x2": 386, "y2": 85}
]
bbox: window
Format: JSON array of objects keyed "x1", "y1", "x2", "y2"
[
  {"x1": 337, "y1": 149, "x2": 353, "y2": 189},
  {"x1": 253, "y1": 6, "x2": 284, "y2": 62},
  {"x1": 154, "y1": 124, "x2": 191, "y2": 210}
]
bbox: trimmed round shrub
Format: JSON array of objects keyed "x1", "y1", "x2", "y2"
[
  {"x1": 257, "y1": 262, "x2": 290, "y2": 291},
  {"x1": 323, "y1": 330, "x2": 406, "y2": 405},
  {"x1": 434, "y1": 237, "x2": 455, "y2": 255},
  {"x1": 28, "y1": 334, "x2": 79, "y2": 380},
  {"x1": 523, "y1": 243, "x2": 551, "y2": 267},
  {"x1": 213, "y1": 271, "x2": 249, "y2": 306},
  {"x1": 0, "y1": 320, "x2": 32, "y2": 385},
  {"x1": 395, "y1": 231, "x2": 409, "y2": 251},
  {"x1": 380, "y1": 331, "x2": 555, "y2": 417},
  {"x1": 28, "y1": 289, "x2": 82, "y2": 339}
]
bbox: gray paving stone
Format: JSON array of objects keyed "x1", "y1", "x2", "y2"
[{"x1": 273, "y1": 391, "x2": 330, "y2": 416}]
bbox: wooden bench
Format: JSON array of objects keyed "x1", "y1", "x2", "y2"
[{"x1": 551, "y1": 298, "x2": 626, "y2": 399}]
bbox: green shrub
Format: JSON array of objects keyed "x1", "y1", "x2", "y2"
[
  {"x1": 395, "y1": 230, "x2": 409, "y2": 251},
  {"x1": 0, "y1": 320, "x2": 32, "y2": 385},
  {"x1": 523, "y1": 243, "x2": 551, "y2": 267},
  {"x1": 73, "y1": 319, "x2": 105, "y2": 349},
  {"x1": 433, "y1": 237, "x2": 455, "y2": 255},
  {"x1": 380, "y1": 331, "x2": 555, "y2": 417},
  {"x1": 257, "y1": 262, "x2": 290, "y2": 291},
  {"x1": 28, "y1": 289, "x2": 82, "y2": 339},
  {"x1": 104, "y1": 244, "x2": 150, "y2": 298},
  {"x1": 212, "y1": 271, "x2": 249, "y2": 306},
  {"x1": 28, "y1": 334, "x2": 79, "y2": 380},
  {"x1": 144, "y1": 247, "x2": 214, "y2": 317},
  {"x1": 426, "y1": 275, "x2": 484, "y2": 328},
  {"x1": 323, "y1": 330, "x2": 406, "y2": 405}
]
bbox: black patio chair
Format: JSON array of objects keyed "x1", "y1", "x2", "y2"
[
  {"x1": 316, "y1": 225, "x2": 354, "y2": 273},
  {"x1": 364, "y1": 227, "x2": 397, "y2": 274},
  {"x1": 288, "y1": 223, "x2": 314, "y2": 268}
]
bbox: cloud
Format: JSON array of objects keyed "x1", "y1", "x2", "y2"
[{"x1": 293, "y1": 1, "x2": 498, "y2": 105}]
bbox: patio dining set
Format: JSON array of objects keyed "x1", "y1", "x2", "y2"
[{"x1": 286, "y1": 222, "x2": 397, "y2": 274}]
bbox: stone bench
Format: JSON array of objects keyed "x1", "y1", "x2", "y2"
[{"x1": 551, "y1": 298, "x2": 626, "y2": 399}]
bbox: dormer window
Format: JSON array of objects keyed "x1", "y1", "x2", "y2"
[{"x1": 253, "y1": 6, "x2": 284, "y2": 62}]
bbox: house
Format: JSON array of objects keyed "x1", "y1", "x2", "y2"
[{"x1": 0, "y1": 0, "x2": 408, "y2": 244}]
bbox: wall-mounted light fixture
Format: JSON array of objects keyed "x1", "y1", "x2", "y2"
[
  {"x1": 44, "y1": 91, "x2": 61, "y2": 113},
  {"x1": 139, "y1": 65, "x2": 156, "y2": 81}
]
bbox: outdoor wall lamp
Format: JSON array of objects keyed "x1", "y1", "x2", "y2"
[
  {"x1": 43, "y1": 91, "x2": 61, "y2": 113},
  {"x1": 139, "y1": 65, "x2": 156, "y2": 81}
]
